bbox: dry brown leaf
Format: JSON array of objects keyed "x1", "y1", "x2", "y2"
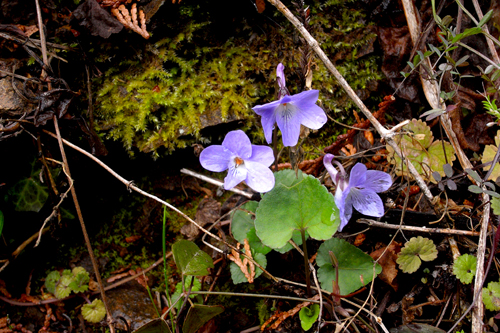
[
  {"x1": 256, "y1": 0, "x2": 265, "y2": 13},
  {"x1": 125, "y1": 235, "x2": 141, "y2": 243},
  {"x1": 261, "y1": 295, "x2": 320, "y2": 330},
  {"x1": 354, "y1": 233, "x2": 366, "y2": 247},
  {"x1": 370, "y1": 242, "x2": 401, "y2": 291},
  {"x1": 364, "y1": 130, "x2": 374, "y2": 145}
]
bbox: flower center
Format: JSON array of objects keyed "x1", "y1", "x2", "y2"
[{"x1": 234, "y1": 157, "x2": 244, "y2": 167}]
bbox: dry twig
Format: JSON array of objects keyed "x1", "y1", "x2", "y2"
[{"x1": 399, "y1": 1, "x2": 490, "y2": 330}]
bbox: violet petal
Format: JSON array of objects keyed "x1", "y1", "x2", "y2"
[
  {"x1": 222, "y1": 130, "x2": 252, "y2": 159},
  {"x1": 349, "y1": 188, "x2": 385, "y2": 217},
  {"x1": 199, "y1": 145, "x2": 231, "y2": 172},
  {"x1": 348, "y1": 163, "x2": 368, "y2": 188},
  {"x1": 245, "y1": 160, "x2": 275, "y2": 193},
  {"x1": 364, "y1": 170, "x2": 393, "y2": 192},
  {"x1": 224, "y1": 160, "x2": 248, "y2": 190},
  {"x1": 249, "y1": 145, "x2": 274, "y2": 167},
  {"x1": 275, "y1": 103, "x2": 301, "y2": 147},
  {"x1": 252, "y1": 101, "x2": 280, "y2": 144}
]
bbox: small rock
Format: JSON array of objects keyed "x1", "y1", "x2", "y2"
[{"x1": 106, "y1": 281, "x2": 158, "y2": 330}]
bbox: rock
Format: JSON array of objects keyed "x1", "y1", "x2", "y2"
[
  {"x1": 0, "y1": 77, "x2": 36, "y2": 116},
  {"x1": 105, "y1": 281, "x2": 159, "y2": 330},
  {"x1": 181, "y1": 198, "x2": 221, "y2": 240}
]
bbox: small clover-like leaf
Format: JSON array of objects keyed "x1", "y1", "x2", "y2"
[
  {"x1": 452, "y1": 254, "x2": 477, "y2": 284},
  {"x1": 387, "y1": 119, "x2": 456, "y2": 181},
  {"x1": 443, "y1": 164, "x2": 453, "y2": 178},
  {"x1": 299, "y1": 304, "x2": 320, "y2": 331},
  {"x1": 446, "y1": 179, "x2": 457, "y2": 191},
  {"x1": 482, "y1": 130, "x2": 500, "y2": 182},
  {"x1": 396, "y1": 236, "x2": 438, "y2": 273},
  {"x1": 491, "y1": 197, "x2": 500, "y2": 216},
  {"x1": 69, "y1": 267, "x2": 90, "y2": 293},
  {"x1": 55, "y1": 274, "x2": 73, "y2": 299},
  {"x1": 483, "y1": 281, "x2": 500, "y2": 311},
  {"x1": 468, "y1": 185, "x2": 483, "y2": 194},
  {"x1": 82, "y1": 299, "x2": 106, "y2": 323},
  {"x1": 44, "y1": 271, "x2": 60, "y2": 295}
]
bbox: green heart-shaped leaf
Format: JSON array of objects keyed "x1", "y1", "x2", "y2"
[
  {"x1": 299, "y1": 304, "x2": 319, "y2": 331},
  {"x1": 231, "y1": 201, "x2": 271, "y2": 255},
  {"x1": 132, "y1": 319, "x2": 172, "y2": 333},
  {"x1": 255, "y1": 171, "x2": 339, "y2": 249},
  {"x1": 316, "y1": 238, "x2": 381, "y2": 295},
  {"x1": 182, "y1": 304, "x2": 224, "y2": 333},
  {"x1": 172, "y1": 240, "x2": 214, "y2": 276}
]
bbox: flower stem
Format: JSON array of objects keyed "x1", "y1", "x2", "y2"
[{"x1": 301, "y1": 229, "x2": 311, "y2": 297}]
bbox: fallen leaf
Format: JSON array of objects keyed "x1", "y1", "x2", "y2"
[
  {"x1": 354, "y1": 233, "x2": 366, "y2": 247},
  {"x1": 256, "y1": 0, "x2": 265, "y2": 13},
  {"x1": 370, "y1": 242, "x2": 401, "y2": 291},
  {"x1": 72, "y1": 0, "x2": 123, "y2": 39},
  {"x1": 125, "y1": 235, "x2": 141, "y2": 243}
]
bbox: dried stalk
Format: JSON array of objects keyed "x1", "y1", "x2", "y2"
[
  {"x1": 400, "y1": 0, "x2": 490, "y2": 330},
  {"x1": 34, "y1": 1, "x2": 115, "y2": 331}
]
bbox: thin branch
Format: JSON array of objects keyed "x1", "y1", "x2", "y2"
[
  {"x1": 42, "y1": 129, "x2": 279, "y2": 283},
  {"x1": 357, "y1": 218, "x2": 480, "y2": 236},
  {"x1": 180, "y1": 168, "x2": 253, "y2": 198},
  {"x1": 400, "y1": 0, "x2": 491, "y2": 330}
]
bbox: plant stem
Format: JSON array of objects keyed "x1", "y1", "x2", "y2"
[
  {"x1": 162, "y1": 206, "x2": 176, "y2": 331},
  {"x1": 301, "y1": 230, "x2": 311, "y2": 297}
]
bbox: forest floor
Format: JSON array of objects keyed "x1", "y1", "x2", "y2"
[{"x1": 1, "y1": 0, "x2": 500, "y2": 333}]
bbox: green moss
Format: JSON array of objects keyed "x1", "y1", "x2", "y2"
[{"x1": 94, "y1": 0, "x2": 382, "y2": 156}]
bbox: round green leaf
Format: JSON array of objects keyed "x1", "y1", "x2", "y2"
[
  {"x1": 299, "y1": 304, "x2": 319, "y2": 331},
  {"x1": 55, "y1": 274, "x2": 73, "y2": 299},
  {"x1": 316, "y1": 238, "x2": 381, "y2": 295},
  {"x1": 172, "y1": 240, "x2": 214, "y2": 276},
  {"x1": 483, "y1": 130, "x2": 500, "y2": 182},
  {"x1": 396, "y1": 236, "x2": 437, "y2": 273},
  {"x1": 483, "y1": 281, "x2": 500, "y2": 311},
  {"x1": 255, "y1": 174, "x2": 339, "y2": 249},
  {"x1": 44, "y1": 271, "x2": 61, "y2": 295},
  {"x1": 452, "y1": 254, "x2": 477, "y2": 284},
  {"x1": 82, "y1": 299, "x2": 106, "y2": 323},
  {"x1": 9, "y1": 177, "x2": 48, "y2": 212},
  {"x1": 231, "y1": 201, "x2": 271, "y2": 255}
]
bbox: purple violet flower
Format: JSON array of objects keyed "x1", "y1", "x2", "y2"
[
  {"x1": 323, "y1": 154, "x2": 392, "y2": 231},
  {"x1": 200, "y1": 130, "x2": 275, "y2": 193},
  {"x1": 252, "y1": 63, "x2": 327, "y2": 147}
]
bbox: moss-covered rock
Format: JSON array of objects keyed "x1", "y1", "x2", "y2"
[{"x1": 94, "y1": 0, "x2": 382, "y2": 156}]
